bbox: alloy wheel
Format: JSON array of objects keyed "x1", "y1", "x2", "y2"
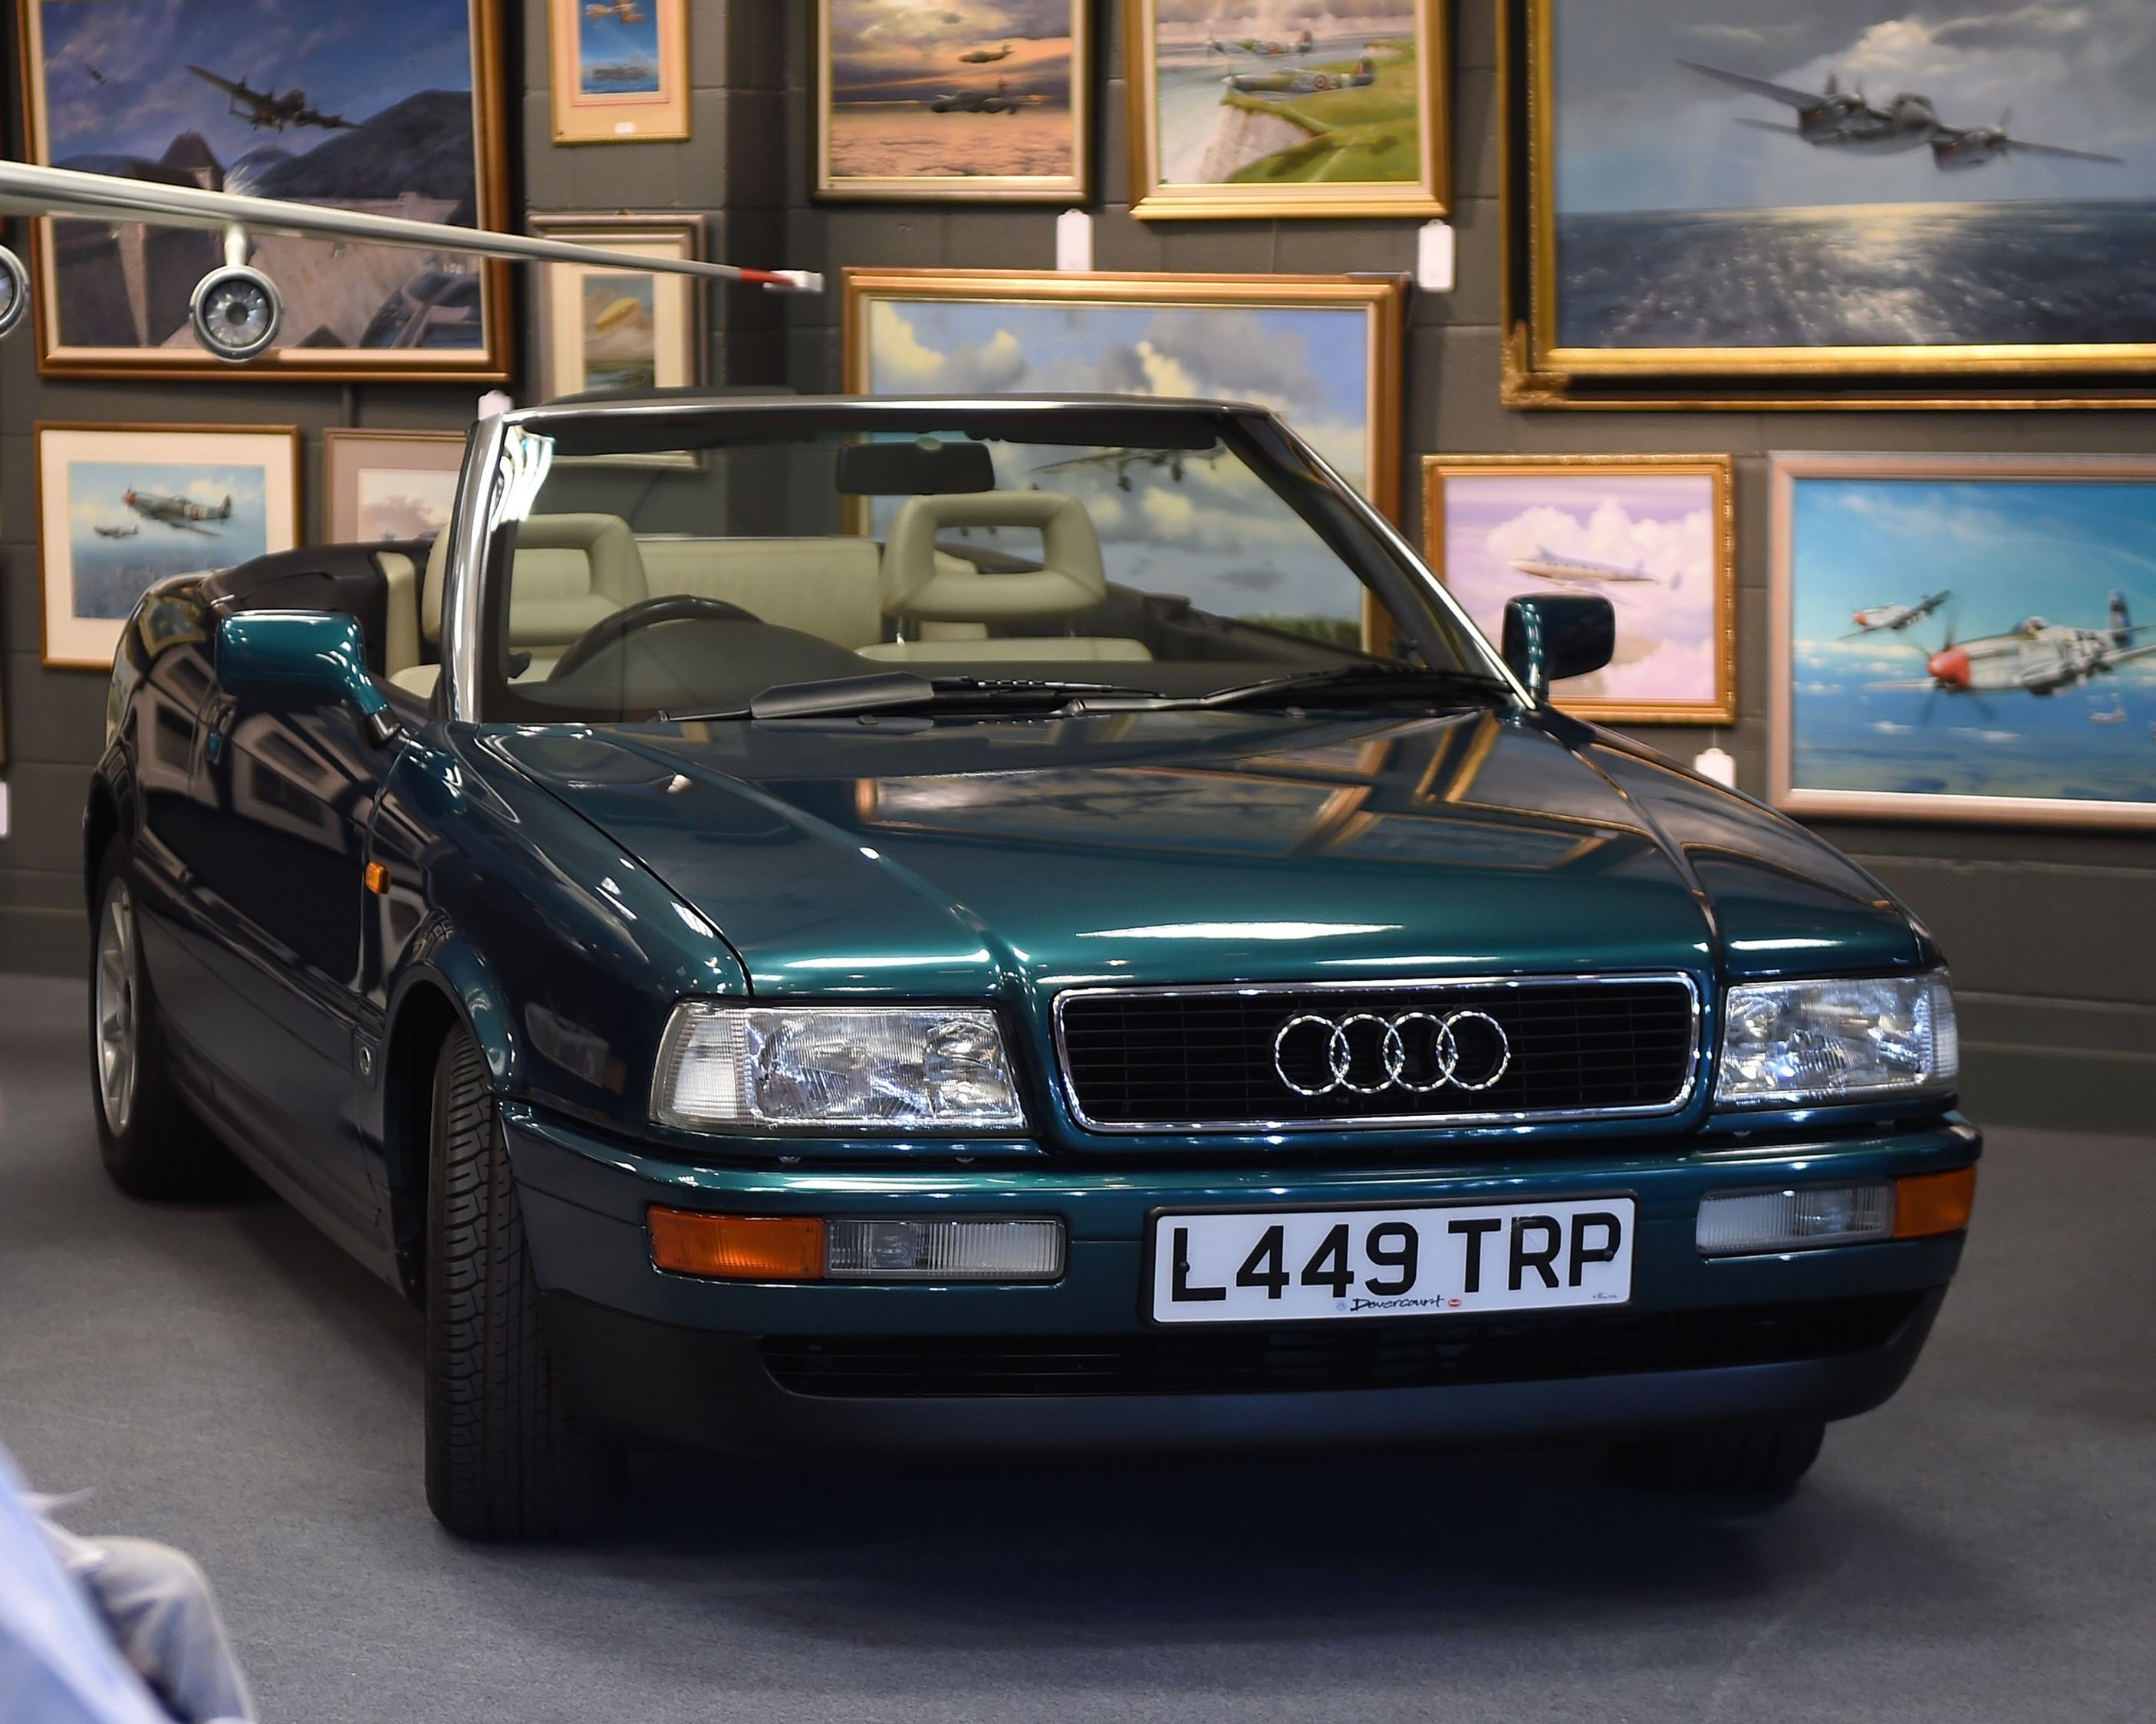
[{"x1": 95, "y1": 881, "x2": 139, "y2": 1137}]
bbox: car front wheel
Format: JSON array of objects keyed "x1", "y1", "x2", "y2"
[
  {"x1": 423, "y1": 1024, "x2": 619, "y2": 1539},
  {"x1": 88, "y1": 839, "x2": 244, "y2": 1199}
]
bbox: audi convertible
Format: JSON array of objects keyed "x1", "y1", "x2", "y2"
[{"x1": 84, "y1": 396, "x2": 1978, "y2": 1538}]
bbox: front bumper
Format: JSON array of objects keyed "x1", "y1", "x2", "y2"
[{"x1": 504, "y1": 1102, "x2": 1977, "y2": 1453}]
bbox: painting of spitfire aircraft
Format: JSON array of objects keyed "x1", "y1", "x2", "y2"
[
  {"x1": 1223, "y1": 58, "x2": 1377, "y2": 99},
  {"x1": 1844, "y1": 591, "x2": 1950, "y2": 637},
  {"x1": 1680, "y1": 61, "x2": 2125, "y2": 170},
  {"x1": 184, "y1": 64, "x2": 356, "y2": 133},
  {"x1": 0, "y1": 159, "x2": 819, "y2": 361},
  {"x1": 123, "y1": 488, "x2": 234, "y2": 535}
]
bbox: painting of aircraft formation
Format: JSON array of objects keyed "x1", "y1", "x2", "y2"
[
  {"x1": 1545, "y1": 2, "x2": 2156, "y2": 354},
  {"x1": 1783, "y1": 464, "x2": 2156, "y2": 823},
  {"x1": 1209, "y1": 28, "x2": 1314, "y2": 58},
  {"x1": 820, "y1": 2, "x2": 1083, "y2": 189},
  {"x1": 1680, "y1": 61, "x2": 2124, "y2": 170}
]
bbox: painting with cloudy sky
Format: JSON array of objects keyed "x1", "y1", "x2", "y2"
[
  {"x1": 1781, "y1": 464, "x2": 2156, "y2": 821},
  {"x1": 1429, "y1": 462, "x2": 1731, "y2": 722},
  {"x1": 820, "y1": 0, "x2": 1085, "y2": 196},
  {"x1": 860, "y1": 291, "x2": 1387, "y2": 634},
  {"x1": 1544, "y1": 0, "x2": 2156, "y2": 353}
]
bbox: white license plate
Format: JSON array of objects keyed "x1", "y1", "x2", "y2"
[{"x1": 1149, "y1": 1199, "x2": 1634, "y2": 1324}]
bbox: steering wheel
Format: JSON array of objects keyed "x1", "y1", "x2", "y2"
[{"x1": 547, "y1": 594, "x2": 762, "y2": 682}]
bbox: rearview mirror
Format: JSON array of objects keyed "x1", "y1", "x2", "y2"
[
  {"x1": 1502, "y1": 594, "x2": 1616, "y2": 707},
  {"x1": 215, "y1": 610, "x2": 401, "y2": 746}
]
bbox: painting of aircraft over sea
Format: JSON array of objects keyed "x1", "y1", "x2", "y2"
[
  {"x1": 1423, "y1": 456, "x2": 1735, "y2": 725},
  {"x1": 37, "y1": 425, "x2": 299, "y2": 669},
  {"x1": 1773, "y1": 454, "x2": 2156, "y2": 828},
  {"x1": 21, "y1": 0, "x2": 512, "y2": 377},
  {"x1": 1538, "y1": 0, "x2": 2156, "y2": 367},
  {"x1": 1132, "y1": 0, "x2": 1448, "y2": 217},
  {"x1": 818, "y1": 0, "x2": 1087, "y2": 198}
]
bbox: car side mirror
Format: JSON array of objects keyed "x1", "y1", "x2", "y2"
[
  {"x1": 216, "y1": 610, "x2": 402, "y2": 746},
  {"x1": 1502, "y1": 594, "x2": 1616, "y2": 706}
]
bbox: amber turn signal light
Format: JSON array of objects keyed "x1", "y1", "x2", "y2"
[
  {"x1": 647, "y1": 1209, "x2": 824, "y2": 1280},
  {"x1": 1894, "y1": 1166, "x2": 1977, "y2": 1239},
  {"x1": 363, "y1": 861, "x2": 390, "y2": 895}
]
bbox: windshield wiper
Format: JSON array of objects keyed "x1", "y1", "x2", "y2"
[
  {"x1": 663, "y1": 672, "x2": 1155, "y2": 723},
  {"x1": 1095, "y1": 663, "x2": 1516, "y2": 713}
]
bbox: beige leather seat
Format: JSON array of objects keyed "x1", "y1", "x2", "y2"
[
  {"x1": 864, "y1": 491, "x2": 1150, "y2": 663},
  {"x1": 638, "y1": 537, "x2": 883, "y2": 649},
  {"x1": 389, "y1": 513, "x2": 648, "y2": 697}
]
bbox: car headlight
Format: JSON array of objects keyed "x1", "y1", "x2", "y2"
[
  {"x1": 652, "y1": 1003, "x2": 1026, "y2": 1131},
  {"x1": 1714, "y1": 972, "x2": 1958, "y2": 1107}
]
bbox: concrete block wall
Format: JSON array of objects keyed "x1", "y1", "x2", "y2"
[{"x1": 3, "y1": 2, "x2": 2150, "y2": 1130}]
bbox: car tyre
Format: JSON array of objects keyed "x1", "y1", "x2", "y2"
[
  {"x1": 1611, "y1": 1419, "x2": 1826, "y2": 1495},
  {"x1": 423, "y1": 1025, "x2": 619, "y2": 1540},
  {"x1": 88, "y1": 838, "x2": 245, "y2": 1199}
]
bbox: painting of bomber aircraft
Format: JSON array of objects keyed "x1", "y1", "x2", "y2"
[
  {"x1": 16, "y1": 0, "x2": 520, "y2": 376},
  {"x1": 1778, "y1": 455, "x2": 2156, "y2": 828},
  {"x1": 1534, "y1": 0, "x2": 2156, "y2": 378}
]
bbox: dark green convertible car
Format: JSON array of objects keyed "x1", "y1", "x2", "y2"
[{"x1": 85, "y1": 396, "x2": 1978, "y2": 1538}]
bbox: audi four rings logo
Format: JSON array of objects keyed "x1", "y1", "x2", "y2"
[{"x1": 1272, "y1": 1009, "x2": 1512, "y2": 1098}]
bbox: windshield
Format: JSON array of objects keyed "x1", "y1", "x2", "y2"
[{"x1": 468, "y1": 404, "x2": 1498, "y2": 722}]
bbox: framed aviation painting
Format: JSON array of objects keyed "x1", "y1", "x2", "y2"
[
  {"x1": 15, "y1": 0, "x2": 512, "y2": 380},
  {"x1": 844, "y1": 268, "x2": 1405, "y2": 513},
  {"x1": 1423, "y1": 455, "x2": 1736, "y2": 725},
  {"x1": 527, "y1": 214, "x2": 706, "y2": 400},
  {"x1": 38, "y1": 424, "x2": 301, "y2": 669},
  {"x1": 818, "y1": 0, "x2": 1089, "y2": 201},
  {"x1": 1125, "y1": 0, "x2": 1449, "y2": 219},
  {"x1": 1504, "y1": 0, "x2": 2156, "y2": 407},
  {"x1": 548, "y1": 0, "x2": 690, "y2": 143},
  {"x1": 1771, "y1": 453, "x2": 2156, "y2": 829},
  {"x1": 324, "y1": 429, "x2": 466, "y2": 545}
]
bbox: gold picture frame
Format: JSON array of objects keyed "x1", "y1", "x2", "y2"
[
  {"x1": 37, "y1": 423, "x2": 302, "y2": 670},
  {"x1": 1501, "y1": 0, "x2": 2156, "y2": 410},
  {"x1": 527, "y1": 213, "x2": 706, "y2": 402},
  {"x1": 843, "y1": 268, "x2": 1407, "y2": 518},
  {"x1": 15, "y1": 0, "x2": 513, "y2": 382},
  {"x1": 1421, "y1": 455, "x2": 1736, "y2": 725},
  {"x1": 324, "y1": 429, "x2": 467, "y2": 545},
  {"x1": 816, "y1": 0, "x2": 1090, "y2": 202},
  {"x1": 1770, "y1": 452, "x2": 2156, "y2": 830},
  {"x1": 1124, "y1": 0, "x2": 1449, "y2": 220},
  {"x1": 548, "y1": 0, "x2": 690, "y2": 144}
]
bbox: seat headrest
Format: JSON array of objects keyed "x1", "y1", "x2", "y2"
[
  {"x1": 420, "y1": 513, "x2": 647, "y2": 644},
  {"x1": 880, "y1": 492, "x2": 1106, "y2": 624}
]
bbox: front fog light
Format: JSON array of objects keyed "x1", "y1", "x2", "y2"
[
  {"x1": 1697, "y1": 1184, "x2": 1893, "y2": 1257},
  {"x1": 647, "y1": 1209, "x2": 1064, "y2": 1282},
  {"x1": 825, "y1": 1218, "x2": 1064, "y2": 1281},
  {"x1": 653, "y1": 1002, "x2": 1025, "y2": 1130}
]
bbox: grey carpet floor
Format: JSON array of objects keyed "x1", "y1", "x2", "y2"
[{"x1": 1, "y1": 972, "x2": 2150, "y2": 1722}]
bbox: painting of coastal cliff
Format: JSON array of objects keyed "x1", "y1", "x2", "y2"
[
  {"x1": 818, "y1": 0, "x2": 1088, "y2": 200},
  {"x1": 1130, "y1": 0, "x2": 1449, "y2": 217},
  {"x1": 1531, "y1": 0, "x2": 2156, "y2": 380},
  {"x1": 19, "y1": 0, "x2": 509, "y2": 378}
]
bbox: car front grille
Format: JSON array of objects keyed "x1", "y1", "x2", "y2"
[
  {"x1": 1053, "y1": 976, "x2": 1699, "y2": 1131},
  {"x1": 757, "y1": 1292, "x2": 1924, "y2": 1400}
]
